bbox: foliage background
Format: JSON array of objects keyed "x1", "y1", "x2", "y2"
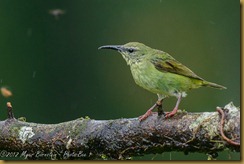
[{"x1": 0, "y1": 0, "x2": 240, "y2": 160}]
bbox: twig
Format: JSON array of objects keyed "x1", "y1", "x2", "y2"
[{"x1": 216, "y1": 107, "x2": 240, "y2": 146}]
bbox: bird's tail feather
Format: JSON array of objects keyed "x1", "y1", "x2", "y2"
[{"x1": 202, "y1": 81, "x2": 227, "y2": 89}]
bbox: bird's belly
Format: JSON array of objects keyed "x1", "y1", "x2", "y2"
[{"x1": 130, "y1": 63, "x2": 197, "y2": 96}]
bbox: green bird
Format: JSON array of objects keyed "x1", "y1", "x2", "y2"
[{"x1": 98, "y1": 42, "x2": 226, "y2": 121}]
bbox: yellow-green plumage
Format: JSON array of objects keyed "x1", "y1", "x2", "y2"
[
  {"x1": 99, "y1": 42, "x2": 226, "y2": 120},
  {"x1": 129, "y1": 46, "x2": 225, "y2": 97}
]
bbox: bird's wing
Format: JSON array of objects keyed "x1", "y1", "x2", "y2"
[{"x1": 150, "y1": 55, "x2": 204, "y2": 80}]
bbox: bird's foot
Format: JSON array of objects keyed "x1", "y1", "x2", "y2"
[
  {"x1": 139, "y1": 103, "x2": 158, "y2": 121},
  {"x1": 165, "y1": 108, "x2": 178, "y2": 118},
  {"x1": 139, "y1": 110, "x2": 157, "y2": 121}
]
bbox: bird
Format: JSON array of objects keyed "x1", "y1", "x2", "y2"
[{"x1": 98, "y1": 42, "x2": 226, "y2": 121}]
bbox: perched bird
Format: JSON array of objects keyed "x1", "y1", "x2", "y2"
[{"x1": 98, "y1": 42, "x2": 226, "y2": 121}]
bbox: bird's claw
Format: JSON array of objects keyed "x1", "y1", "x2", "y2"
[
  {"x1": 164, "y1": 108, "x2": 177, "y2": 118},
  {"x1": 139, "y1": 111, "x2": 152, "y2": 121},
  {"x1": 139, "y1": 111, "x2": 157, "y2": 121}
]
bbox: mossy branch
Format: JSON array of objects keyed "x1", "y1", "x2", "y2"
[{"x1": 0, "y1": 102, "x2": 240, "y2": 160}]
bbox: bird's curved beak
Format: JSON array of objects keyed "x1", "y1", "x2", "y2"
[{"x1": 98, "y1": 45, "x2": 123, "y2": 52}]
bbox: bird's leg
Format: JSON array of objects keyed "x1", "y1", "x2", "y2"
[
  {"x1": 165, "y1": 95, "x2": 182, "y2": 118},
  {"x1": 139, "y1": 98, "x2": 164, "y2": 121},
  {"x1": 157, "y1": 99, "x2": 165, "y2": 116}
]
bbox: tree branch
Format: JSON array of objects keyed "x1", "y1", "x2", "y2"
[{"x1": 0, "y1": 102, "x2": 240, "y2": 160}]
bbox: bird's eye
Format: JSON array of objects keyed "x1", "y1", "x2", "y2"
[{"x1": 128, "y1": 48, "x2": 134, "y2": 53}]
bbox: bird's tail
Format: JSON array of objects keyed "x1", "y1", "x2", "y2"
[{"x1": 202, "y1": 81, "x2": 227, "y2": 89}]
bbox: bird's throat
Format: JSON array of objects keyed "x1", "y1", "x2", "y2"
[{"x1": 121, "y1": 54, "x2": 142, "y2": 66}]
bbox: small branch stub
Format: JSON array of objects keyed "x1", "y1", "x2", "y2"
[{"x1": 6, "y1": 102, "x2": 14, "y2": 119}]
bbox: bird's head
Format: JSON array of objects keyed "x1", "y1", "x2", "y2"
[{"x1": 98, "y1": 42, "x2": 151, "y2": 65}]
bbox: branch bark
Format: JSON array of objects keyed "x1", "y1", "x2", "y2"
[{"x1": 0, "y1": 102, "x2": 240, "y2": 160}]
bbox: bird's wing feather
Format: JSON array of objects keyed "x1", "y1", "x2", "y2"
[{"x1": 150, "y1": 55, "x2": 203, "y2": 80}]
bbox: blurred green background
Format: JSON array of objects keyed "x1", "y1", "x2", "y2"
[{"x1": 0, "y1": 0, "x2": 240, "y2": 160}]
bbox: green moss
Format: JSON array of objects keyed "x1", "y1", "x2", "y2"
[
  {"x1": 18, "y1": 117, "x2": 26, "y2": 122},
  {"x1": 207, "y1": 155, "x2": 217, "y2": 160},
  {"x1": 181, "y1": 109, "x2": 187, "y2": 113},
  {"x1": 78, "y1": 116, "x2": 90, "y2": 120},
  {"x1": 101, "y1": 154, "x2": 108, "y2": 160},
  {"x1": 10, "y1": 126, "x2": 20, "y2": 137},
  {"x1": 215, "y1": 142, "x2": 225, "y2": 149},
  {"x1": 70, "y1": 119, "x2": 90, "y2": 138}
]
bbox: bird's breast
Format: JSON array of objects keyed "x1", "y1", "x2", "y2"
[
  {"x1": 129, "y1": 61, "x2": 197, "y2": 96},
  {"x1": 130, "y1": 61, "x2": 164, "y2": 94}
]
